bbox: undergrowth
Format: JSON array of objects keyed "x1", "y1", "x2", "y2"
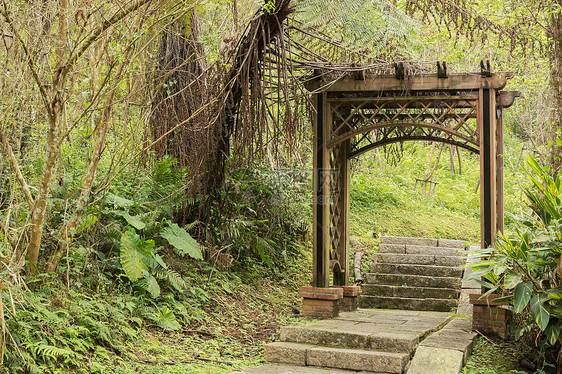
[
  {"x1": 462, "y1": 337, "x2": 532, "y2": 374},
  {"x1": 2, "y1": 133, "x2": 529, "y2": 372}
]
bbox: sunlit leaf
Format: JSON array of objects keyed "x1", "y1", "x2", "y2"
[
  {"x1": 545, "y1": 318, "x2": 561, "y2": 345},
  {"x1": 530, "y1": 293, "x2": 550, "y2": 331},
  {"x1": 503, "y1": 273, "x2": 522, "y2": 289},
  {"x1": 514, "y1": 282, "x2": 533, "y2": 313}
]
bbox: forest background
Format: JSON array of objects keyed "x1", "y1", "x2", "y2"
[{"x1": 0, "y1": 0, "x2": 561, "y2": 373}]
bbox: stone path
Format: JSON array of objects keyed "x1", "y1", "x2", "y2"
[
  {"x1": 230, "y1": 237, "x2": 480, "y2": 374},
  {"x1": 231, "y1": 310, "x2": 476, "y2": 374}
]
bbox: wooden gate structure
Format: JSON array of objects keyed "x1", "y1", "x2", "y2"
[{"x1": 305, "y1": 64, "x2": 519, "y2": 289}]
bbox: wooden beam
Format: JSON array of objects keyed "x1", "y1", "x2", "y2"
[
  {"x1": 305, "y1": 72, "x2": 513, "y2": 93},
  {"x1": 327, "y1": 95, "x2": 479, "y2": 103},
  {"x1": 498, "y1": 91, "x2": 520, "y2": 108}
]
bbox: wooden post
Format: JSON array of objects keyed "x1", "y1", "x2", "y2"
[
  {"x1": 333, "y1": 140, "x2": 351, "y2": 286},
  {"x1": 496, "y1": 106, "x2": 505, "y2": 235},
  {"x1": 312, "y1": 92, "x2": 330, "y2": 287},
  {"x1": 479, "y1": 86, "x2": 497, "y2": 249}
]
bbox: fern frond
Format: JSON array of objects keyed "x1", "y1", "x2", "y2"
[
  {"x1": 166, "y1": 269, "x2": 187, "y2": 291},
  {"x1": 295, "y1": 0, "x2": 420, "y2": 58}
]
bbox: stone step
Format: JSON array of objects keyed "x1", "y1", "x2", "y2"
[
  {"x1": 280, "y1": 322, "x2": 420, "y2": 353},
  {"x1": 379, "y1": 244, "x2": 465, "y2": 256},
  {"x1": 359, "y1": 295, "x2": 458, "y2": 312},
  {"x1": 381, "y1": 236, "x2": 438, "y2": 247},
  {"x1": 362, "y1": 284, "x2": 461, "y2": 299},
  {"x1": 373, "y1": 253, "x2": 465, "y2": 267},
  {"x1": 365, "y1": 273, "x2": 461, "y2": 289},
  {"x1": 380, "y1": 236, "x2": 466, "y2": 249},
  {"x1": 370, "y1": 263, "x2": 464, "y2": 277},
  {"x1": 265, "y1": 342, "x2": 409, "y2": 373}
]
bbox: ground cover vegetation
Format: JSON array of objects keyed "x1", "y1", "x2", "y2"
[{"x1": 0, "y1": 0, "x2": 560, "y2": 372}]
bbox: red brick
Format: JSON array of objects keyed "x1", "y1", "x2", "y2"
[
  {"x1": 300, "y1": 292, "x2": 341, "y2": 300},
  {"x1": 470, "y1": 293, "x2": 508, "y2": 306},
  {"x1": 300, "y1": 286, "x2": 344, "y2": 294},
  {"x1": 303, "y1": 299, "x2": 338, "y2": 307},
  {"x1": 343, "y1": 286, "x2": 362, "y2": 297},
  {"x1": 300, "y1": 286, "x2": 343, "y2": 300},
  {"x1": 302, "y1": 303, "x2": 338, "y2": 310}
]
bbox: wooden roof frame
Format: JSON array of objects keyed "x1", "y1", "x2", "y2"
[{"x1": 307, "y1": 70, "x2": 519, "y2": 288}]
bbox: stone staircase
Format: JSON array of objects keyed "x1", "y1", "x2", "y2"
[
  {"x1": 360, "y1": 236, "x2": 467, "y2": 312},
  {"x1": 263, "y1": 309, "x2": 453, "y2": 373}
]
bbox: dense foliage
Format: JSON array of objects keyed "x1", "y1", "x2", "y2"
[
  {"x1": 468, "y1": 156, "x2": 562, "y2": 371},
  {"x1": 0, "y1": 0, "x2": 560, "y2": 372}
]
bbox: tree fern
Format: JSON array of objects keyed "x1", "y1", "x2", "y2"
[{"x1": 294, "y1": 0, "x2": 420, "y2": 58}]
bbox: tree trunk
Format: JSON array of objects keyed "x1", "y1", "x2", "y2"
[
  {"x1": 550, "y1": 2, "x2": 562, "y2": 176},
  {"x1": 27, "y1": 109, "x2": 60, "y2": 267}
]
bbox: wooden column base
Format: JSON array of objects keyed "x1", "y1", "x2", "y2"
[
  {"x1": 469, "y1": 294, "x2": 511, "y2": 339},
  {"x1": 300, "y1": 287, "x2": 343, "y2": 318}
]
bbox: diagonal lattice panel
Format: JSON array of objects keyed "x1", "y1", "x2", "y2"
[{"x1": 328, "y1": 95, "x2": 481, "y2": 156}]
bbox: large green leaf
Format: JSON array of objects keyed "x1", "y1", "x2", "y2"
[
  {"x1": 545, "y1": 318, "x2": 561, "y2": 345},
  {"x1": 117, "y1": 212, "x2": 146, "y2": 230},
  {"x1": 155, "y1": 306, "x2": 181, "y2": 331},
  {"x1": 106, "y1": 193, "x2": 133, "y2": 208},
  {"x1": 142, "y1": 270, "x2": 161, "y2": 298},
  {"x1": 503, "y1": 273, "x2": 522, "y2": 289},
  {"x1": 161, "y1": 223, "x2": 202, "y2": 260},
  {"x1": 514, "y1": 281, "x2": 533, "y2": 313},
  {"x1": 120, "y1": 229, "x2": 152, "y2": 282},
  {"x1": 530, "y1": 293, "x2": 551, "y2": 331}
]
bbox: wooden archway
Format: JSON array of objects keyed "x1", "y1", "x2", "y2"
[{"x1": 306, "y1": 67, "x2": 519, "y2": 288}]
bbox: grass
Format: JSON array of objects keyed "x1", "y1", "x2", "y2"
[
  {"x1": 462, "y1": 337, "x2": 531, "y2": 374},
  {"x1": 98, "y1": 250, "x2": 312, "y2": 374}
]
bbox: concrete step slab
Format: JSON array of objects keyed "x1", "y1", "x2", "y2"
[
  {"x1": 264, "y1": 342, "x2": 307, "y2": 366},
  {"x1": 308, "y1": 345, "x2": 409, "y2": 373},
  {"x1": 438, "y1": 239, "x2": 466, "y2": 249},
  {"x1": 230, "y1": 363, "x2": 374, "y2": 373},
  {"x1": 405, "y1": 245, "x2": 465, "y2": 256},
  {"x1": 265, "y1": 342, "x2": 409, "y2": 373},
  {"x1": 373, "y1": 253, "x2": 465, "y2": 267},
  {"x1": 406, "y1": 346, "x2": 464, "y2": 374},
  {"x1": 362, "y1": 285, "x2": 461, "y2": 299},
  {"x1": 280, "y1": 321, "x2": 420, "y2": 353},
  {"x1": 365, "y1": 273, "x2": 461, "y2": 289},
  {"x1": 381, "y1": 236, "x2": 438, "y2": 247},
  {"x1": 335, "y1": 309, "x2": 453, "y2": 329},
  {"x1": 359, "y1": 296, "x2": 458, "y2": 312},
  {"x1": 370, "y1": 263, "x2": 463, "y2": 277},
  {"x1": 420, "y1": 329, "x2": 476, "y2": 360},
  {"x1": 379, "y1": 243, "x2": 406, "y2": 254}
]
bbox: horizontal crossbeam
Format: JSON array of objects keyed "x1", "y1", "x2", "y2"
[{"x1": 306, "y1": 72, "x2": 513, "y2": 92}]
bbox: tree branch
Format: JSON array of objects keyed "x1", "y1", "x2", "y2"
[
  {"x1": 0, "y1": 0, "x2": 51, "y2": 120},
  {"x1": 0, "y1": 126, "x2": 34, "y2": 211},
  {"x1": 58, "y1": 0, "x2": 155, "y2": 85}
]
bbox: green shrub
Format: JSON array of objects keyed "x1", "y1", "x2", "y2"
[{"x1": 467, "y1": 155, "x2": 562, "y2": 372}]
